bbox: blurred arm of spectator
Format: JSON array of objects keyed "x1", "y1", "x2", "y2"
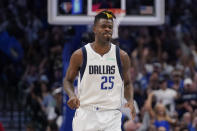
[
  {"x1": 191, "y1": 45, "x2": 197, "y2": 68},
  {"x1": 192, "y1": 116, "x2": 197, "y2": 130},
  {"x1": 137, "y1": 112, "x2": 150, "y2": 131},
  {"x1": 123, "y1": 111, "x2": 150, "y2": 131},
  {"x1": 145, "y1": 92, "x2": 177, "y2": 125},
  {"x1": 39, "y1": 57, "x2": 48, "y2": 74},
  {"x1": 36, "y1": 96, "x2": 47, "y2": 113},
  {"x1": 192, "y1": 73, "x2": 197, "y2": 89},
  {"x1": 183, "y1": 102, "x2": 193, "y2": 112},
  {"x1": 131, "y1": 36, "x2": 150, "y2": 75},
  {"x1": 136, "y1": 37, "x2": 147, "y2": 71},
  {"x1": 141, "y1": 48, "x2": 149, "y2": 65},
  {"x1": 165, "y1": 115, "x2": 176, "y2": 125},
  {"x1": 15, "y1": 17, "x2": 25, "y2": 30},
  {"x1": 137, "y1": 37, "x2": 145, "y2": 59},
  {"x1": 21, "y1": 65, "x2": 30, "y2": 81},
  {"x1": 147, "y1": 72, "x2": 159, "y2": 92},
  {"x1": 140, "y1": 50, "x2": 150, "y2": 74},
  {"x1": 144, "y1": 92, "x2": 155, "y2": 118},
  {"x1": 155, "y1": 36, "x2": 162, "y2": 61},
  {"x1": 188, "y1": 54, "x2": 196, "y2": 77},
  {"x1": 131, "y1": 49, "x2": 138, "y2": 68},
  {"x1": 176, "y1": 100, "x2": 193, "y2": 115},
  {"x1": 50, "y1": 45, "x2": 62, "y2": 53}
]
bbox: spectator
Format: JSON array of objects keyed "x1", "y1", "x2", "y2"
[
  {"x1": 145, "y1": 93, "x2": 176, "y2": 131},
  {"x1": 191, "y1": 116, "x2": 197, "y2": 131},
  {"x1": 181, "y1": 112, "x2": 195, "y2": 131},
  {"x1": 152, "y1": 76, "x2": 177, "y2": 116},
  {"x1": 39, "y1": 81, "x2": 56, "y2": 121},
  {"x1": 169, "y1": 70, "x2": 184, "y2": 92},
  {"x1": 52, "y1": 87, "x2": 63, "y2": 128},
  {"x1": 176, "y1": 78, "x2": 197, "y2": 117}
]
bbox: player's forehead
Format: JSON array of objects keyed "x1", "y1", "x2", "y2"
[{"x1": 96, "y1": 18, "x2": 113, "y2": 26}]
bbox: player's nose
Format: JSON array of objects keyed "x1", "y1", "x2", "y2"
[{"x1": 105, "y1": 27, "x2": 111, "y2": 32}]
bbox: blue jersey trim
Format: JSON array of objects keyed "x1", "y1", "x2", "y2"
[
  {"x1": 116, "y1": 46, "x2": 123, "y2": 80},
  {"x1": 80, "y1": 46, "x2": 87, "y2": 81}
]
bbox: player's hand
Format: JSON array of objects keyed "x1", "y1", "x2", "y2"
[
  {"x1": 125, "y1": 101, "x2": 136, "y2": 120},
  {"x1": 67, "y1": 96, "x2": 80, "y2": 109}
]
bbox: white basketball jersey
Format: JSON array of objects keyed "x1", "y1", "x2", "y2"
[{"x1": 77, "y1": 43, "x2": 124, "y2": 110}]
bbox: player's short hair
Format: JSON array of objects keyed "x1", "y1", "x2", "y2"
[{"x1": 94, "y1": 10, "x2": 116, "y2": 25}]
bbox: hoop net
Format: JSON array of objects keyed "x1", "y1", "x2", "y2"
[{"x1": 96, "y1": 9, "x2": 126, "y2": 39}]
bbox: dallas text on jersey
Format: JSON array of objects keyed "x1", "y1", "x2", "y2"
[{"x1": 89, "y1": 65, "x2": 115, "y2": 75}]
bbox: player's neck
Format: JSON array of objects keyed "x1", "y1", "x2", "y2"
[
  {"x1": 91, "y1": 42, "x2": 111, "y2": 56},
  {"x1": 95, "y1": 37, "x2": 110, "y2": 45}
]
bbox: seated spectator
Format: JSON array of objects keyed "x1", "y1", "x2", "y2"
[
  {"x1": 52, "y1": 87, "x2": 63, "y2": 128},
  {"x1": 146, "y1": 71, "x2": 160, "y2": 91},
  {"x1": 169, "y1": 70, "x2": 184, "y2": 92},
  {"x1": 181, "y1": 112, "x2": 196, "y2": 131},
  {"x1": 25, "y1": 82, "x2": 47, "y2": 130},
  {"x1": 39, "y1": 81, "x2": 56, "y2": 122},
  {"x1": 176, "y1": 78, "x2": 197, "y2": 117}
]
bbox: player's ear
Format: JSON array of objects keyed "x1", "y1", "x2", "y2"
[{"x1": 93, "y1": 25, "x2": 96, "y2": 34}]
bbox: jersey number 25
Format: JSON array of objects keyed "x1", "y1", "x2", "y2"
[{"x1": 101, "y1": 76, "x2": 114, "y2": 90}]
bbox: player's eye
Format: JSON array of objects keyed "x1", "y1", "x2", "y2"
[
  {"x1": 108, "y1": 26, "x2": 112, "y2": 29},
  {"x1": 101, "y1": 25, "x2": 107, "y2": 28}
]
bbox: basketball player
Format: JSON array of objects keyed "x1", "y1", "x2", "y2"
[{"x1": 64, "y1": 10, "x2": 136, "y2": 131}]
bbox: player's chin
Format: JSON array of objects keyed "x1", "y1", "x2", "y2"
[{"x1": 103, "y1": 36, "x2": 112, "y2": 42}]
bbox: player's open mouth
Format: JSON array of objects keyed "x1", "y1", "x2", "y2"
[{"x1": 104, "y1": 33, "x2": 112, "y2": 36}]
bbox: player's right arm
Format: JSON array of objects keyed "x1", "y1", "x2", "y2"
[{"x1": 63, "y1": 49, "x2": 83, "y2": 109}]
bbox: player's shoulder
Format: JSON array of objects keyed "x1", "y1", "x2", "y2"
[
  {"x1": 71, "y1": 45, "x2": 88, "y2": 66},
  {"x1": 117, "y1": 48, "x2": 130, "y2": 66},
  {"x1": 119, "y1": 48, "x2": 129, "y2": 60},
  {"x1": 72, "y1": 43, "x2": 89, "y2": 57},
  {"x1": 70, "y1": 48, "x2": 83, "y2": 66},
  {"x1": 72, "y1": 48, "x2": 83, "y2": 58}
]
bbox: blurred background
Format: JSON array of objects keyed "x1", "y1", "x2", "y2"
[{"x1": 0, "y1": 0, "x2": 197, "y2": 131}]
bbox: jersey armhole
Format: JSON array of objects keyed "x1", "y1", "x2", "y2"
[
  {"x1": 115, "y1": 46, "x2": 123, "y2": 80},
  {"x1": 79, "y1": 47, "x2": 87, "y2": 81}
]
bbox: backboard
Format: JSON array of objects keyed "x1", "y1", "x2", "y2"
[{"x1": 48, "y1": 0, "x2": 165, "y2": 25}]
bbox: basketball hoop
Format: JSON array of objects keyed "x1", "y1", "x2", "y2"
[
  {"x1": 96, "y1": 8, "x2": 126, "y2": 39},
  {"x1": 95, "y1": 8, "x2": 126, "y2": 17}
]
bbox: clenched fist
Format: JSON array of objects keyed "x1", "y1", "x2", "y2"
[
  {"x1": 125, "y1": 101, "x2": 136, "y2": 120},
  {"x1": 67, "y1": 96, "x2": 80, "y2": 109}
]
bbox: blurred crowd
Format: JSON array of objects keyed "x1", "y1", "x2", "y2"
[
  {"x1": 0, "y1": 0, "x2": 197, "y2": 131},
  {"x1": 119, "y1": 0, "x2": 197, "y2": 131}
]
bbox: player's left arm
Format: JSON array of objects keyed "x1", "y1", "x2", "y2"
[{"x1": 120, "y1": 49, "x2": 136, "y2": 120}]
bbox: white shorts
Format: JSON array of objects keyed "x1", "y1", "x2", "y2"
[{"x1": 72, "y1": 107, "x2": 122, "y2": 131}]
